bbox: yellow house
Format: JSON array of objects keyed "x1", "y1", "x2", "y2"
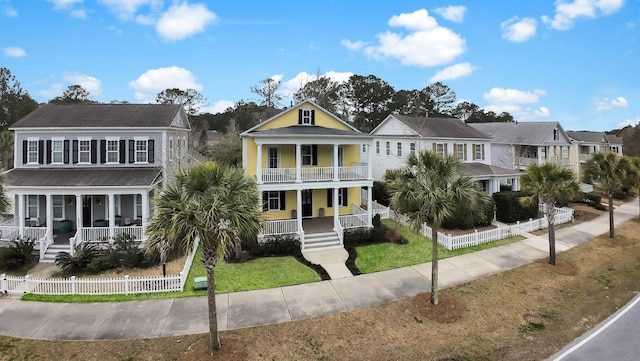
[{"x1": 241, "y1": 100, "x2": 374, "y2": 251}]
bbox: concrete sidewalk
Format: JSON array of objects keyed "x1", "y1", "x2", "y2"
[{"x1": 0, "y1": 199, "x2": 637, "y2": 341}]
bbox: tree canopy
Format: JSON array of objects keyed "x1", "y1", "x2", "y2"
[
  {"x1": 49, "y1": 84, "x2": 94, "y2": 104},
  {"x1": 0, "y1": 68, "x2": 38, "y2": 130}
]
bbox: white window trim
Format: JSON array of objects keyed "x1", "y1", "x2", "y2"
[
  {"x1": 134, "y1": 194, "x2": 142, "y2": 219},
  {"x1": 375, "y1": 141, "x2": 380, "y2": 154},
  {"x1": 105, "y1": 137, "x2": 120, "y2": 164},
  {"x1": 27, "y1": 137, "x2": 39, "y2": 165},
  {"x1": 78, "y1": 137, "x2": 92, "y2": 164},
  {"x1": 51, "y1": 137, "x2": 64, "y2": 164},
  {"x1": 27, "y1": 195, "x2": 39, "y2": 219},
  {"x1": 456, "y1": 144, "x2": 464, "y2": 160},
  {"x1": 385, "y1": 141, "x2": 391, "y2": 156},
  {"x1": 301, "y1": 108, "x2": 313, "y2": 125},
  {"x1": 396, "y1": 142, "x2": 402, "y2": 157},
  {"x1": 267, "y1": 191, "x2": 280, "y2": 211},
  {"x1": 301, "y1": 145, "x2": 314, "y2": 166},
  {"x1": 169, "y1": 137, "x2": 174, "y2": 161},
  {"x1": 267, "y1": 146, "x2": 280, "y2": 168},
  {"x1": 134, "y1": 136, "x2": 149, "y2": 164},
  {"x1": 475, "y1": 144, "x2": 483, "y2": 160},
  {"x1": 410, "y1": 142, "x2": 416, "y2": 155},
  {"x1": 435, "y1": 143, "x2": 445, "y2": 158},
  {"x1": 52, "y1": 195, "x2": 64, "y2": 220}
]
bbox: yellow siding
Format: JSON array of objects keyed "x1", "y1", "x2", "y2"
[
  {"x1": 262, "y1": 187, "x2": 363, "y2": 220},
  {"x1": 245, "y1": 138, "x2": 257, "y2": 177},
  {"x1": 255, "y1": 104, "x2": 351, "y2": 131},
  {"x1": 343, "y1": 144, "x2": 360, "y2": 165}
]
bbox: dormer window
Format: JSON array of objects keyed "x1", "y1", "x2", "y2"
[
  {"x1": 298, "y1": 108, "x2": 315, "y2": 125},
  {"x1": 553, "y1": 129, "x2": 558, "y2": 140}
]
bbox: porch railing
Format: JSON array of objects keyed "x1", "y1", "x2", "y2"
[
  {"x1": 338, "y1": 204, "x2": 369, "y2": 229},
  {"x1": 263, "y1": 219, "x2": 299, "y2": 236},
  {"x1": 261, "y1": 165, "x2": 368, "y2": 183}
]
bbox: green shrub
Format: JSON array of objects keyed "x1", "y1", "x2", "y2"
[
  {"x1": 55, "y1": 243, "x2": 100, "y2": 274},
  {"x1": 493, "y1": 191, "x2": 539, "y2": 223},
  {"x1": 372, "y1": 213, "x2": 382, "y2": 228},
  {"x1": 442, "y1": 197, "x2": 495, "y2": 230},
  {"x1": 594, "y1": 203, "x2": 606, "y2": 211},
  {"x1": 0, "y1": 238, "x2": 36, "y2": 270},
  {"x1": 247, "y1": 235, "x2": 300, "y2": 257},
  {"x1": 583, "y1": 192, "x2": 602, "y2": 204},
  {"x1": 372, "y1": 181, "x2": 390, "y2": 206}
]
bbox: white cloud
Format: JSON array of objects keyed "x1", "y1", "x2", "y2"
[
  {"x1": 542, "y1": 0, "x2": 625, "y2": 30},
  {"x1": 4, "y1": 46, "x2": 26, "y2": 58},
  {"x1": 2, "y1": 5, "x2": 18, "y2": 17},
  {"x1": 47, "y1": 0, "x2": 82, "y2": 9},
  {"x1": 205, "y1": 100, "x2": 234, "y2": 114},
  {"x1": 98, "y1": 0, "x2": 163, "y2": 20},
  {"x1": 129, "y1": 66, "x2": 203, "y2": 103},
  {"x1": 340, "y1": 39, "x2": 367, "y2": 50},
  {"x1": 483, "y1": 87, "x2": 549, "y2": 120},
  {"x1": 433, "y1": 5, "x2": 466, "y2": 23},
  {"x1": 501, "y1": 17, "x2": 537, "y2": 42},
  {"x1": 156, "y1": 3, "x2": 218, "y2": 41},
  {"x1": 429, "y1": 62, "x2": 474, "y2": 82},
  {"x1": 70, "y1": 9, "x2": 87, "y2": 19},
  {"x1": 616, "y1": 116, "x2": 640, "y2": 128},
  {"x1": 63, "y1": 72, "x2": 103, "y2": 98},
  {"x1": 344, "y1": 9, "x2": 466, "y2": 67},
  {"x1": 484, "y1": 87, "x2": 546, "y2": 104},
  {"x1": 280, "y1": 71, "x2": 353, "y2": 98},
  {"x1": 595, "y1": 96, "x2": 628, "y2": 111}
]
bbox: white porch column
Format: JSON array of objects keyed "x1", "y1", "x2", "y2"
[
  {"x1": 333, "y1": 187, "x2": 339, "y2": 227},
  {"x1": 256, "y1": 143, "x2": 263, "y2": 184},
  {"x1": 108, "y1": 193, "x2": 115, "y2": 240},
  {"x1": 18, "y1": 194, "x2": 24, "y2": 237},
  {"x1": 333, "y1": 144, "x2": 339, "y2": 181},
  {"x1": 368, "y1": 142, "x2": 373, "y2": 180},
  {"x1": 295, "y1": 144, "x2": 302, "y2": 183},
  {"x1": 45, "y1": 194, "x2": 53, "y2": 241},
  {"x1": 367, "y1": 186, "x2": 373, "y2": 227},
  {"x1": 75, "y1": 194, "x2": 82, "y2": 241},
  {"x1": 141, "y1": 191, "x2": 149, "y2": 234},
  {"x1": 296, "y1": 189, "x2": 302, "y2": 227}
]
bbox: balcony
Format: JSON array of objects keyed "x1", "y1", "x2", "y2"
[{"x1": 260, "y1": 165, "x2": 368, "y2": 184}]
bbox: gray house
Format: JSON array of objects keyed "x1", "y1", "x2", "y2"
[{"x1": 2, "y1": 104, "x2": 191, "y2": 262}]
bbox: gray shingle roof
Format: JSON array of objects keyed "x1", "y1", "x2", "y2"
[
  {"x1": 469, "y1": 122, "x2": 562, "y2": 145},
  {"x1": 11, "y1": 104, "x2": 184, "y2": 129},
  {"x1": 4, "y1": 168, "x2": 162, "y2": 187},
  {"x1": 566, "y1": 131, "x2": 606, "y2": 143},
  {"x1": 389, "y1": 115, "x2": 491, "y2": 139},
  {"x1": 462, "y1": 163, "x2": 521, "y2": 177},
  {"x1": 248, "y1": 125, "x2": 371, "y2": 138},
  {"x1": 607, "y1": 135, "x2": 624, "y2": 145}
]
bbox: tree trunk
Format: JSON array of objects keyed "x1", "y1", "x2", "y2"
[
  {"x1": 547, "y1": 203, "x2": 557, "y2": 266},
  {"x1": 608, "y1": 193, "x2": 615, "y2": 238},
  {"x1": 203, "y1": 248, "x2": 220, "y2": 350},
  {"x1": 431, "y1": 227, "x2": 439, "y2": 305}
]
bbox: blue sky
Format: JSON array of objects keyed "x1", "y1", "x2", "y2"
[{"x1": 1, "y1": 0, "x2": 638, "y2": 131}]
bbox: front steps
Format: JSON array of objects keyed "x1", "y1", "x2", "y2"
[
  {"x1": 303, "y1": 231, "x2": 342, "y2": 251},
  {"x1": 40, "y1": 244, "x2": 69, "y2": 263}
]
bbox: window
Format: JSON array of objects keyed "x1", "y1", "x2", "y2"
[
  {"x1": 268, "y1": 191, "x2": 281, "y2": 210},
  {"x1": 338, "y1": 146, "x2": 344, "y2": 167},
  {"x1": 327, "y1": 188, "x2": 348, "y2": 207},
  {"x1": 435, "y1": 143, "x2": 445, "y2": 158},
  {"x1": 300, "y1": 109, "x2": 314, "y2": 125},
  {"x1": 553, "y1": 129, "x2": 558, "y2": 140},
  {"x1": 106, "y1": 139, "x2": 119, "y2": 163},
  {"x1": 27, "y1": 139, "x2": 39, "y2": 164},
  {"x1": 135, "y1": 139, "x2": 148, "y2": 163},
  {"x1": 301, "y1": 145, "x2": 316, "y2": 166},
  {"x1": 52, "y1": 195, "x2": 64, "y2": 220},
  {"x1": 362, "y1": 144, "x2": 367, "y2": 153},
  {"x1": 475, "y1": 144, "x2": 483, "y2": 160},
  {"x1": 169, "y1": 138, "x2": 174, "y2": 160},
  {"x1": 376, "y1": 141, "x2": 380, "y2": 154},
  {"x1": 385, "y1": 142, "x2": 391, "y2": 155},
  {"x1": 114, "y1": 195, "x2": 121, "y2": 217},
  {"x1": 78, "y1": 139, "x2": 91, "y2": 163},
  {"x1": 268, "y1": 146, "x2": 279, "y2": 168},
  {"x1": 27, "y1": 195, "x2": 38, "y2": 218},
  {"x1": 397, "y1": 142, "x2": 402, "y2": 157},
  {"x1": 455, "y1": 144, "x2": 465, "y2": 160},
  {"x1": 51, "y1": 139, "x2": 64, "y2": 163},
  {"x1": 410, "y1": 143, "x2": 416, "y2": 155},
  {"x1": 135, "y1": 194, "x2": 142, "y2": 218}
]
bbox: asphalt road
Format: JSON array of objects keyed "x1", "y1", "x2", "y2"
[{"x1": 549, "y1": 293, "x2": 640, "y2": 361}]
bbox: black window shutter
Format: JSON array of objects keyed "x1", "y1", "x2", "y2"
[
  {"x1": 341, "y1": 188, "x2": 348, "y2": 207},
  {"x1": 100, "y1": 140, "x2": 106, "y2": 164},
  {"x1": 262, "y1": 192, "x2": 268, "y2": 211},
  {"x1": 148, "y1": 140, "x2": 155, "y2": 163},
  {"x1": 311, "y1": 109, "x2": 315, "y2": 125},
  {"x1": 279, "y1": 191, "x2": 286, "y2": 210},
  {"x1": 119, "y1": 140, "x2": 126, "y2": 163},
  {"x1": 90, "y1": 140, "x2": 97, "y2": 164},
  {"x1": 312, "y1": 145, "x2": 317, "y2": 165},
  {"x1": 327, "y1": 189, "x2": 333, "y2": 207},
  {"x1": 46, "y1": 140, "x2": 52, "y2": 164},
  {"x1": 298, "y1": 109, "x2": 303, "y2": 124},
  {"x1": 22, "y1": 140, "x2": 27, "y2": 164},
  {"x1": 64, "y1": 140, "x2": 70, "y2": 164},
  {"x1": 129, "y1": 140, "x2": 135, "y2": 163},
  {"x1": 38, "y1": 140, "x2": 44, "y2": 164},
  {"x1": 72, "y1": 140, "x2": 78, "y2": 164}
]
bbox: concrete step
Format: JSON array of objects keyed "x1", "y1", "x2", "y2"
[{"x1": 304, "y1": 231, "x2": 341, "y2": 251}]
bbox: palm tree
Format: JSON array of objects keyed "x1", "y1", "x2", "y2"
[
  {"x1": 0, "y1": 130, "x2": 14, "y2": 170},
  {"x1": 583, "y1": 152, "x2": 630, "y2": 238},
  {"x1": 384, "y1": 150, "x2": 491, "y2": 305},
  {"x1": 626, "y1": 156, "x2": 640, "y2": 220},
  {"x1": 520, "y1": 162, "x2": 579, "y2": 266},
  {"x1": 145, "y1": 162, "x2": 264, "y2": 350}
]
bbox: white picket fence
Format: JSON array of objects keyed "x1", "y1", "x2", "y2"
[
  {"x1": 392, "y1": 206, "x2": 574, "y2": 250},
  {"x1": 1, "y1": 239, "x2": 200, "y2": 295}
]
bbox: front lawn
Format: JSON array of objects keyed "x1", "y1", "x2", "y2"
[{"x1": 355, "y1": 219, "x2": 524, "y2": 274}]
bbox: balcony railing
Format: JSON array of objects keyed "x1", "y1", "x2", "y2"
[
  {"x1": 260, "y1": 166, "x2": 368, "y2": 183},
  {"x1": 516, "y1": 157, "x2": 572, "y2": 168}
]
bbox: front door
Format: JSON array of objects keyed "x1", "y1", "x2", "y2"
[
  {"x1": 301, "y1": 189, "x2": 313, "y2": 218},
  {"x1": 82, "y1": 196, "x2": 92, "y2": 227}
]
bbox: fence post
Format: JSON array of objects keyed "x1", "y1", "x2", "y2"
[
  {"x1": 124, "y1": 275, "x2": 129, "y2": 294},
  {"x1": 516, "y1": 221, "x2": 520, "y2": 234},
  {"x1": 447, "y1": 233, "x2": 452, "y2": 250},
  {"x1": 71, "y1": 276, "x2": 76, "y2": 294},
  {"x1": 1, "y1": 273, "x2": 5, "y2": 293},
  {"x1": 24, "y1": 275, "x2": 29, "y2": 294},
  {"x1": 475, "y1": 229, "x2": 479, "y2": 245}
]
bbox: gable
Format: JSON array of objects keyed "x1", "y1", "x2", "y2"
[
  {"x1": 169, "y1": 109, "x2": 190, "y2": 129},
  {"x1": 371, "y1": 116, "x2": 420, "y2": 136},
  {"x1": 246, "y1": 101, "x2": 354, "y2": 133}
]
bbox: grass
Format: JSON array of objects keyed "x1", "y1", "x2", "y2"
[
  {"x1": 355, "y1": 219, "x2": 524, "y2": 273},
  {"x1": 23, "y1": 246, "x2": 320, "y2": 303}
]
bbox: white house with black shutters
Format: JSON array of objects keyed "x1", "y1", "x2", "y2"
[{"x1": 2, "y1": 103, "x2": 190, "y2": 262}]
